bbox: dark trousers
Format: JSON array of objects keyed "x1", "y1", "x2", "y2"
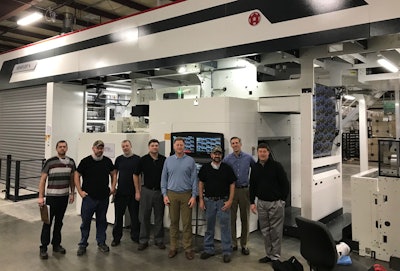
[
  {"x1": 79, "y1": 196, "x2": 109, "y2": 247},
  {"x1": 139, "y1": 187, "x2": 165, "y2": 244},
  {"x1": 40, "y1": 195, "x2": 69, "y2": 250},
  {"x1": 112, "y1": 194, "x2": 140, "y2": 242}
]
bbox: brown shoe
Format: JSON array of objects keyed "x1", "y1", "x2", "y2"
[
  {"x1": 155, "y1": 242, "x2": 166, "y2": 249},
  {"x1": 185, "y1": 250, "x2": 195, "y2": 260},
  {"x1": 168, "y1": 249, "x2": 177, "y2": 258}
]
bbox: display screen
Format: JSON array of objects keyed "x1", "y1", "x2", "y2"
[
  {"x1": 172, "y1": 135, "x2": 195, "y2": 154},
  {"x1": 196, "y1": 137, "x2": 223, "y2": 154},
  {"x1": 170, "y1": 132, "x2": 224, "y2": 158},
  {"x1": 131, "y1": 104, "x2": 149, "y2": 117}
]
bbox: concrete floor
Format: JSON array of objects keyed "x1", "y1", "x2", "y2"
[{"x1": 0, "y1": 162, "x2": 394, "y2": 271}]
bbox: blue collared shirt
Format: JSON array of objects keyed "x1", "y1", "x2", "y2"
[
  {"x1": 223, "y1": 151, "x2": 255, "y2": 187},
  {"x1": 161, "y1": 154, "x2": 198, "y2": 197}
]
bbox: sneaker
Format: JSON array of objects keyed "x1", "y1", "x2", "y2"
[
  {"x1": 53, "y1": 245, "x2": 66, "y2": 254},
  {"x1": 111, "y1": 240, "x2": 120, "y2": 247},
  {"x1": 200, "y1": 252, "x2": 214, "y2": 259},
  {"x1": 241, "y1": 247, "x2": 250, "y2": 255},
  {"x1": 223, "y1": 254, "x2": 231, "y2": 263},
  {"x1": 259, "y1": 256, "x2": 272, "y2": 263},
  {"x1": 138, "y1": 242, "x2": 148, "y2": 251},
  {"x1": 77, "y1": 246, "x2": 86, "y2": 256},
  {"x1": 98, "y1": 243, "x2": 110, "y2": 253},
  {"x1": 40, "y1": 250, "x2": 48, "y2": 260}
]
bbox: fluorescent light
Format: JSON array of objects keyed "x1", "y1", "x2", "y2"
[
  {"x1": 378, "y1": 57, "x2": 399, "y2": 73},
  {"x1": 177, "y1": 66, "x2": 186, "y2": 74},
  {"x1": 106, "y1": 87, "x2": 131, "y2": 94},
  {"x1": 17, "y1": 12, "x2": 43, "y2": 26},
  {"x1": 343, "y1": 94, "x2": 356, "y2": 101}
]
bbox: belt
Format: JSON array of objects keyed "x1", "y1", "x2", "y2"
[
  {"x1": 236, "y1": 185, "x2": 248, "y2": 189},
  {"x1": 205, "y1": 196, "x2": 228, "y2": 201},
  {"x1": 143, "y1": 186, "x2": 160, "y2": 191}
]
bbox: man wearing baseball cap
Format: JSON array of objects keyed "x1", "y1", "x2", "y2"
[
  {"x1": 74, "y1": 139, "x2": 117, "y2": 256},
  {"x1": 198, "y1": 145, "x2": 236, "y2": 263}
]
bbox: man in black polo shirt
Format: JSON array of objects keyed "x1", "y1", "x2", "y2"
[
  {"x1": 198, "y1": 145, "x2": 236, "y2": 263},
  {"x1": 136, "y1": 139, "x2": 166, "y2": 250}
]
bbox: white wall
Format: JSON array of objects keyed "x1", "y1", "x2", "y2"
[{"x1": 45, "y1": 82, "x2": 85, "y2": 160}]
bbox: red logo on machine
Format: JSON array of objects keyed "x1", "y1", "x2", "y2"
[{"x1": 248, "y1": 11, "x2": 261, "y2": 26}]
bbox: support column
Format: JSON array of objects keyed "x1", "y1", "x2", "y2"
[{"x1": 354, "y1": 94, "x2": 368, "y2": 172}]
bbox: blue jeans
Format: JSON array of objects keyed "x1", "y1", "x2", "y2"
[
  {"x1": 204, "y1": 198, "x2": 232, "y2": 255},
  {"x1": 79, "y1": 196, "x2": 109, "y2": 247}
]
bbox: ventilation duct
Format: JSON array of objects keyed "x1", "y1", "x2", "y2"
[{"x1": 61, "y1": 12, "x2": 74, "y2": 34}]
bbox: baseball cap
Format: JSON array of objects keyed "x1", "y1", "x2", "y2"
[
  {"x1": 93, "y1": 140, "x2": 105, "y2": 147},
  {"x1": 211, "y1": 145, "x2": 223, "y2": 153}
]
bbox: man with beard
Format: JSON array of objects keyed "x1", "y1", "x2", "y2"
[
  {"x1": 198, "y1": 145, "x2": 236, "y2": 263},
  {"x1": 74, "y1": 140, "x2": 117, "y2": 256}
]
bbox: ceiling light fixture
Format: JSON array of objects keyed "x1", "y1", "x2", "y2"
[
  {"x1": 17, "y1": 12, "x2": 43, "y2": 26},
  {"x1": 377, "y1": 56, "x2": 399, "y2": 73},
  {"x1": 343, "y1": 94, "x2": 356, "y2": 101}
]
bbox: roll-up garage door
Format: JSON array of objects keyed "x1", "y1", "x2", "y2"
[{"x1": 0, "y1": 85, "x2": 46, "y2": 191}]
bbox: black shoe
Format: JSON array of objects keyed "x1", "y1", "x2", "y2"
[
  {"x1": 40, "y1": 250, "x2": 48, "y2": 260},
  {"x1": 111, "y1": 240, "x2": 120, "y2": 247},
  {"x1": 259, "y1": 256, "x2": 272, "y2": 263},
  {"x1": 200, "y1": 252, "x2": 215, "y2": 259},
  {"x1": 53, "y1": 245, "x2": 66, "y2": 254},
  {"x1": 98, "y1": 243, "x2": 109, "y2": 253},
  {"x1": 223, "y1": 254, "x2": 231, "y2": 263},
  {"x1": 232, "y1": 246, "x2": 238, "y2": 251},
  {"x1": 138, "y1": 242, "x2": 148, "y2": 251},
  {"x1": 77, "y1": 246, "x2": 86, "y2": 256},
  {"x1": 155, "y1": 242, "x2": 166, "y2": 250},
  {"x1": 131, "y1": 237, "x2": 139, "y2": 243},
  {"x1": 241, "y1": 247, "x2": 250, "y2": 255}
]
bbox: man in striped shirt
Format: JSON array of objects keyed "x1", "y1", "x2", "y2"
[{"x1": 38, "y1": 140, "x2": 76, "y2": 259}]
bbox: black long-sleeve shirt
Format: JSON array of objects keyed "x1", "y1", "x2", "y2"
[{"x1": 249, "y1": 158, "x2": 289, "y2": 204}]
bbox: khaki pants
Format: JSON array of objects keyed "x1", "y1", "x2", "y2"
[
  {"x1": 231, "y1": 187, "x2": 250, "y2": 248},
  {"x1": 167, "y1": 190, "x2": 193, "y2": 251}
]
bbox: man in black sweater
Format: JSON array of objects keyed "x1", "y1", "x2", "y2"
[{"x1": 249, "y1": 143, "x2": 289, "y2": 264}]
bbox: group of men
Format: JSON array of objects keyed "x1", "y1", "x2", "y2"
[{"x1": 38, "y1": 136, "x2": 289, "y2": 265}]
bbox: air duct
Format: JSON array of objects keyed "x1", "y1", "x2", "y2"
[{"x1": 61, "y1": 12, "x2": 74, "y2": 34}]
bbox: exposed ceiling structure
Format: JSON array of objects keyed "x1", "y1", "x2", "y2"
[{"x1": 0, "y1": 0, "x2": 176, "y2": 53}]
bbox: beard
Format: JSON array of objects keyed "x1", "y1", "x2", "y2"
[{"x1": 92, "y1": 154, "x2": 103, "y2": 161}]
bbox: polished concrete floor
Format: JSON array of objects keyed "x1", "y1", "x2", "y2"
[{"x1": 0, "y1": 162, "x2": 394, "y2": 271}]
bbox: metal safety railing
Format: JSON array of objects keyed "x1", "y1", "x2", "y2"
[{"x1": 0, "y1": 155, "x2": 45, "y2": 202}]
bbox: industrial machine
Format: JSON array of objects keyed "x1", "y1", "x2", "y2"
[{"x1": 351, "y1": 139, "x2": 400, "y2": 262}]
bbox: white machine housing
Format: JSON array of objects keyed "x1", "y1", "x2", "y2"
[{"x1": 351, "y1": 169, "x2": 400, "y2": 262}]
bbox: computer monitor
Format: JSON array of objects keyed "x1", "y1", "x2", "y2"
[
  {"x1": 170, "y1": 132, "x2": 224, "y2": 158},
  {"x1": 131, "y1": 104, "x2": 149, "y2": 117}
]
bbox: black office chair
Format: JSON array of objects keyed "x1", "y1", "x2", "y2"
[{"x1": 295, "y1": 216, "x2": 366, "y2": 271}]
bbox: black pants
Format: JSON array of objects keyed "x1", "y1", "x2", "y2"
[
  {"x1": 40, "y1": 195, "x2": 69, "y2": 250},
  {"x1": 112, "y1": 194, "x2": 140, "y2": 242}
]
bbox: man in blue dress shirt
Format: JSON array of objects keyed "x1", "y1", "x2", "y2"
[
  {"x1": 223, "y1": 136, "x2": 255, "y2": 255},
  {"x1": 161, "y1": 137, "x2": 198, "y2": 260}
]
